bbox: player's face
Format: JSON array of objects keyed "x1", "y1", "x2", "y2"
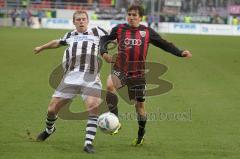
[
  {"x1": 73, "y1": 13, "x2": 89, "y2": 33},
  {"x1": 127, "y1": 10, "x2": 142, "y2": 27}
]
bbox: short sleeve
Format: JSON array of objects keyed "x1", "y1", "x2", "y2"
[{"x1": 59, "y1": 32, "x2": 71, "y2": 46}]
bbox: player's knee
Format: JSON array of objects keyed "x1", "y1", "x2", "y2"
[
  {"x1": 87, "y1": 102, "x2": 99, "y2": 115},
  {"x1": 136, "y1": 97, "x2": 145, "y2": 102},
  {"x1": 106, "y1": 82, "x2": 115, "y2": 92},
  {"x1": 47, "y1": 101, "x2": 59, "y2": 115},
  {"x1": 107, "y1": 75, "x2": 120, "y2": 92},
  {"x1": 47, "y1": 106, "x2": 57, "y2": 116},
  {"x1": 86, "y1": 98, "x2": 100, "y2": 110},
  {"x1": 89, "y1": 101, "x2": 99, "y2": 109}
]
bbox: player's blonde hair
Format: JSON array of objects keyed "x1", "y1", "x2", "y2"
[{"x1": 73, "y1": 10, "x2": 89, "y2": 21}]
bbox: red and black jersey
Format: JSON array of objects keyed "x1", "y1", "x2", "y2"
[{"x1": 100, "y1": 24, "x2": 183, "y2": 78}]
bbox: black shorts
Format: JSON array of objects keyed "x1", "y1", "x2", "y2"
[
  {"x1": 126, "y1": 78, "x2": 146, "y2": 101},
  {"x1": 112, "y1": 69, "x2": 146, "y2": 101}
]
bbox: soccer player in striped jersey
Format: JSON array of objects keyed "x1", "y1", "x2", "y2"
[
  {"x1": 100, "y1": 5, "x2": 192, "y2": 146},
  {"x1": 34, "y1": 10, "x2": 109, "y2": 153}
]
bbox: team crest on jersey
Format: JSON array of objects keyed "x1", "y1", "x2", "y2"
[{"x1": 139, "y1": 31, "x2": 146, "y2": 37}]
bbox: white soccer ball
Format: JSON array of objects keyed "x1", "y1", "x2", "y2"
[{"x1": 97, "y1": 112, "x2": 119, "y2": 134}]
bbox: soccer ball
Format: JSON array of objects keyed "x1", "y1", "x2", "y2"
[{"x1": 97, "y1": 112, "x2": 119, "y2": 134}]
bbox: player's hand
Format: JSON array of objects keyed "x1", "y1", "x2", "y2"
[
  {"x1": 34, "y1": 46, "x2": 42, "y2": 54},
  {"x1": 102, "y1": 53, "x2": 113, "y2": 63},
  {"x1": 181, "y1": 50, "x2": 192, "y2": 58}
]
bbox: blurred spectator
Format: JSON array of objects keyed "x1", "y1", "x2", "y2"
[
  {"x1": 232, "y1": 16, "x2": 239, "y2": 25},
  {"x1": 147, "y1": 14, "x2": 153, "y2": 28},
  {"x1": 142, "y1": 15, "x2": 146, "y2": 22},
  {"x1": 111, "y1": 0, "x2": 116, "y2": 7},
  {"x1": 37, "y1": 10, "x2": 45, "y2": 26},
  {"x1": 91, "y1": 12, "x2": 98, "y2": 20},
  {"x1": 184, "y1": 15, "x2": 192, "y2": 23},
  {"x1": 26, "y1": 9, "x2": 32, "y2": 27},
  {"x1": 21, "y1": 0, "x2": 28, "y2": 8},
  {"x1": 46, "y1": 10, "x2": 52, "y2": 18},
  {"x1": 20, "y1": 9, "x2": 27, "y2": 27},
  {"x1": 153, "y1": 14, "x2": 159, "y2": 32},
  {"x1": 10, "y1": 9, "x2": 18, "y2": 27},
  {"x1": 211, "y1": 14, "x2": 224, "y2": 24}
]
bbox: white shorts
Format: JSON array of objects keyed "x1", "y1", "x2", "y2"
[{"x1": 52, "y1": 71, "x2": 102, "y2": 101}]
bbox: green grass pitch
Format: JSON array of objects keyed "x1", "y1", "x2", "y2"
[{"x1": 0, "y1": 27, "x2": 240, "y2": 159}]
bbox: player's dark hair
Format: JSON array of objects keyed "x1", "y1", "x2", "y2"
[{"x1": 127, "y1": 5, "x2": 144, "y2": 17}]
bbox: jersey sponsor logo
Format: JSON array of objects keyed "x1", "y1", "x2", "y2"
[
  {"x1": 124, "y1": 38, "x2": 142, "y2": 46},
  {"x1": 113, "y1": 70, "x2": 121, "y2": 77},
  {"x1": 73, "y1": 35, "x2": 96, "y2": 42},
  {"x1": 139, "y1": 31, "x2": 146, "y2": 37}
]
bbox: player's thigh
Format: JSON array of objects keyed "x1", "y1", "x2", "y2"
[
  {"x1": 84, "y1": 94, "x2": 101, "y2": 116},
  {"x1": 107, "y1": 74, "x2": 122, "y2": 91},
  {"x1": 48, "y1": 97, "x2": 72, "y2": 113},
  {"x1": 81, "y1": 79, "x2": 102, "y2": 115},
  {"x1": 84, "y1": 96, "x2": 101, "y2": 110},
  {"x1": 127, "y1": 79, "x2": 146, "y2": 102}
]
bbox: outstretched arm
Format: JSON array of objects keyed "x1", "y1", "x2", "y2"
[
  {"x1": 34, "y1": 40, "x2": 61, "y2": 54},
  {"x1": 149, "y1": 28, "x2": 192, "y2": 58}
]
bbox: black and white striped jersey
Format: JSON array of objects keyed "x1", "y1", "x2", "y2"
[{"x1": 59, "y1": 26, "x2": 108, "y2": 74}]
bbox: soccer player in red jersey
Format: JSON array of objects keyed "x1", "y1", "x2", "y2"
[{"x1": 100, "y1": 5, "x2": 192, "y2": 145}]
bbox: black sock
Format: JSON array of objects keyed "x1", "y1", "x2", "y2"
[
  {"x1": 45, "y1": 114, "x2": 57, "y2": 134},
  {"x1": 137, "y1": 114, "x2": 147, "y2": 138},
  {"x1": 106, "y1": 91, "x2": 119, "y2": 116}
]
